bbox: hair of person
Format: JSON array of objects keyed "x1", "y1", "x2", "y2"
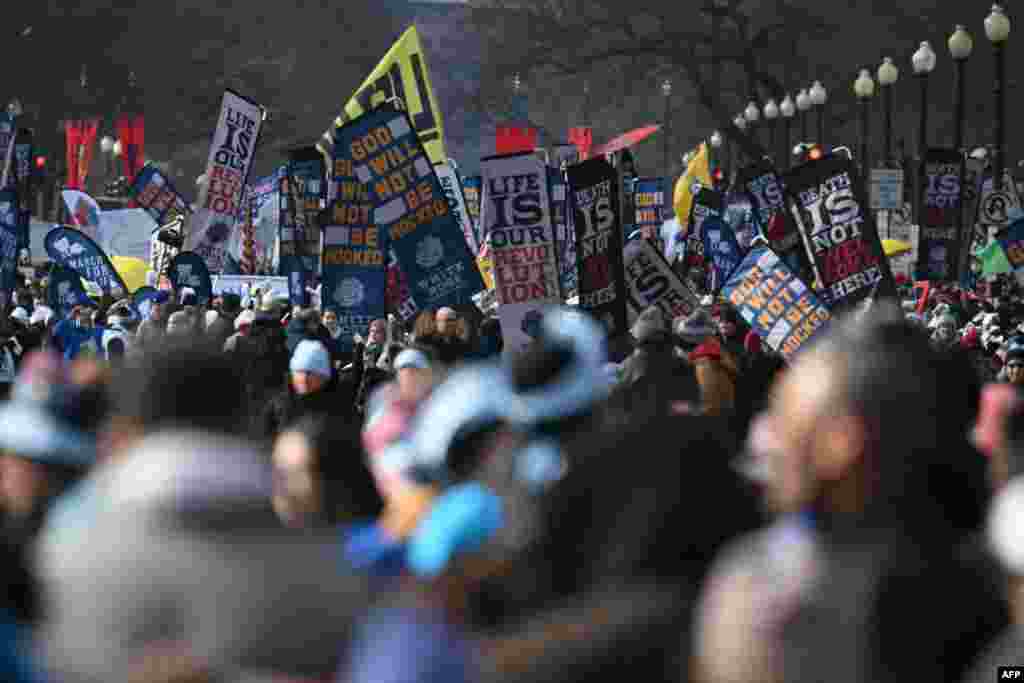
[
  {"x1": 113, "y1": 342, "x2": 250, "y2": 437},
  {"x1": 285, "y1": 415, "x2": 384, "y2": 523},
  {"x1": 806, "y1": 304, "x2": 987, "y2": 530}
]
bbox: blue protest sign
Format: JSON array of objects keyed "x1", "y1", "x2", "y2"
[
  {"x1": 131, "y1": 285, "x2": 169, "y2": 320},
  {"x1": 721, "y1": 246, "x2": 832, "y2": 360},
  {"x1": 47, "y1": 265, "x2": 95, "y2": 319},
  {"x1": 332, "y1": 106, "x2": 484, "y2": 309},
  {"x1": 0, "y1": 190, "x2": 17, "y2": 296},
  {"x1": 702, "y1": 216, "x2": 744, "y2": 292},
  {"x1": 45, "y1": 226, "x2": 127, "y2": 296},
  {"x1": 129, "y1": 164, "x2": 191, "y2": 227},
  {"x1": 168, "y1": 252, "x2": 214, "y2": 304}
]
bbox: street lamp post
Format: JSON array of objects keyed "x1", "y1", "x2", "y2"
[
  {"x1": 744, "y1": 100, "x2": 760, "y2": 154},
  {"x1": 912, "y1": 41, "x2": 937, "y2": 224},
  {"x1": 949, "y1": 25, "x2": 974, "y2": 282},
  {"x1": 100, "y1": 136, "x2": 114, "y2": 187},
  {"x1": 796, "y1": 88, "x2": 811, "y2": 142},
  {"x1": 809, "y1": 81, "x2": 827, "y2": 146},
  {"x1": 733, "y1": 114, "x2": 747, "y2": 168},
  {"x1": 710, "y1": 129, "x2": 724, "y2": 180},
  {"x1": 986, "y1": 4, "x2": 1011, "y2": 190},
  {"x1": 877, "y1": 57, "x2": 899, "y2": 164},
  {"x1": 780, "y1": 94, "x2": 796, "y2": 170},
  {"x1": 763, "y1": 99, "x2": 779, "y2": 164},
  {"x1": 854, "y1": 69, "x2": 875, "y2": 175},
  {"x1": 662, "y1": 79, "x2": 672, "y2": 181}
]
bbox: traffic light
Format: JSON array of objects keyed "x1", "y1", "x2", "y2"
[
  {"x1": 711, "y1": 167, "x2": 726, "y2": 190},
  {"x1": 34, "y1": 155, "x2": 45, "y2": 170}
]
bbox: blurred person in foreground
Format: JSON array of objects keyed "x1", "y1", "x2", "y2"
[
  {"x1": 39, "y1": 429, "x2": 373, "y2": 683},
  {"x1": 694, "y1": 304, "x2": 1005, "y2": 683}
]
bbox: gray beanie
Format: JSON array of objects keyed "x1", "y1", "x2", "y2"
[
  {"x1": 630, "y1": 306, "x2": 667, "y2": 342},
  {"x1": 676, "y1": 309, "x2": 717, "y2": 345}
]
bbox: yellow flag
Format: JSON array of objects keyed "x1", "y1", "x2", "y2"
[
  {"x1": 330, "y1": 25, "x2": 448, "y2": 164},
  {"x1": 673, "y1": 143, "x2": 712, "y2": 228}
]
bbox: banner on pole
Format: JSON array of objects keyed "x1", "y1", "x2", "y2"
[
  {"x1": 683, "y1": 188, "x2": 724, "y2": 285},
  {"x1": 633, "y1": 177, "x2": 666, "y2": 246},
  {"x1": 435, "y1": 162, "x2": 478, "y2": 255},
  {"x1": 45, "y1": 225, "x2": 127, "y2": 296},
  {"x1": 742, "y1": 160, "x2": 807, "y2": 276},
  {"x1": 0, "y1": 190, "x2": 17, "y2": 296},
  {"x1": 702, "y1": 215, "x2": 744, "y2": 293},
  {"x1": 168, "y1": 251, "x2": 214, "y2": 305},
  {"x1": 189, "y1": 90, "x2": 264, "y2": 273},
  {"x1": 914, "y1": 149, "x2": 965, "y2": 281},
  {"x1": 331, "y1": 25, "x2": 447, "y2": 165},
  {"x1": 784, "y1": 154, "x2": 895, "y2": 310},
  {"x1": 129, "y1": 163, "x2": 191, "y2": 227},
  {"x1": 549, "y1": 167, "x2": 577, "y2": 297},
  {"x1": 48, "y1": 264, "x2": 95, "y2": 319},
  {"x1": 462, "y1": 175, "x2": 482, "y2": 245},
  {"x1": 333, "y1": 106, "x2": 483, "y2": 310},
  {"x1": 566, "y1": 158, "x2": 627, "y2": 336},
  {"x1": 721, "y1": 246, "x2": 832, "y2": 360},
  {"x1": 12, "y1": 129, "x2": 31, "y2": 250},
  {"x1": 481, "y1": 151, "x2": 561, "y2": 352}
]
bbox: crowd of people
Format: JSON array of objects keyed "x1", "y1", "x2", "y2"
[{"x1": 2, "y1": 268, "x2": 1024, "y2": 682}]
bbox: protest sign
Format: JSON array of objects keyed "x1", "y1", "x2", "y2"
[
  {"x1": 566, "y1": 158, "x2": 627, "y2": 336},
  {"x1": 741, "y1": 160, "x2": 807, "y2": 276},
  {"x1": 979, "y1": 170, "x2": 1021, "y2": 228},
  {"x1": 702, "y1": 215, "x2": 744, "y2": 292},
  {"x1": 168, "y1": 251, "x2": 213, "y2": 305},
  {"x1": 321, "y1": 203, "x2": 386, "y2": 352},
  {"x1": 189, "y1": 90, "x2": 264, "y2": 273},
  {"x1": 48, "y1": 265, "x2": 94, "y2": 319},
  {"x1": 481, "y1": 151, "x2": 561, "y2": 351},
  {"x1": 633, "y1": 177, "x2": 666, "y2": 250},
  {"x1": 915, "y1": 149, "x2": 964, "y2": 281},
  {"x1": 462, "y1": 175, "x2": 483, "y2": 249},
  {"x1": 784, "y1": 154, "x2": 895, "y2": 311},
  {"x1": 435, "y1": 162, "x2": 478, "y2": 255},
  {"x1": 279, "y1": 148, "x2": 324, "y2": 306},
  {"x1": 45, "y1": 225, "x2": 127, "y2": 296},
  {"x1": 0, "y1": 190, "x2": 17, "y2": 296},
  {"x1": 12, "y1": 129, "x2": 32, "y2": 250},
  {"x1": 723, "y1": 191, "x2": 759, "y2": 251},
  {"x1": 129, "y1": 163, "x2": 191, "y2": 228},
  {"x1": 722, "y1": 246, "x2": 832, "y2": 360},
  {"x1": 211, "y1": 275, "x2": 288, "y2": 301},
  {"x1": 622, "y1": 237, "x2": 700, "y2": 324},
  {"x1": 683, "y1": 188, "x2": 724, "y2": 288},
  {"x1": 550, "y1": 167, "x2": 577, "y2": 297},
  {"x1": 333, "y1": 106, "x2": 483, "y2": 311}
]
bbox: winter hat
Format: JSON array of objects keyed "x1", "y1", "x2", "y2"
[
  {"x1": 166, "y1": 311, "x2": 191, "y2": 335},
  {"x1": 10, "y1": 307, "x2": 28, "y2": 324},
  {"x1": 1007, "y1": 337, "x2": 1024, "y2": 363},
  {"x1": 234, "y1": 309, "x2": 255, "y2": 331},
  {"x1": 961, "y1": 326, "x2": 981, "y2": 350},
  {"x1": 204, "y1": 309, "x2": 219, "y2": 330},
  {"x1": 179, "y1": 287, "x2": 198, "y2": 307},
  {"x1": 394, "y1": 348, "x2": 430, "y2": 371},
  {"x1": 289, "y1": 340, "x2": 332, "y2": 379},
  {"x1": 676, "y1": 309, "x2": 717, "y2": 346},
  {"x1": 630, "y1": 306, "x2": 667, "y2": 343},
  {"x1": 30, "y1": 307, "x2": 53, "y2": 327}
]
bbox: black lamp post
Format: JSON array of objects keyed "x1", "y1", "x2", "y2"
[
  {"x1": 662, "y1": 79, "x2": 672, "y2": 182},
  {"x1": 809, "y1": 81, "x2": 827, "y2": 145},
  {"x1": 949, "y1": 25, "x2": 974, "y2": 281},
  {"x1": 877, "y1": 57, "x2": 899, "y2": 164},
  {"x1": 780, "y1": 94, "x2": 796, "y2": 169},
  {"x1": 986, "y1": 5, "x2": 1011, "y2": 190},
  {"x1": 854, "y1": 69, "x2": 875, "y2": 174},
  {"x1": 763, "y1": 99, "x2": 779, "y2": 164},
  {"x1": 744, "y1": 99, "x2": 760, "y2": 154},
  {"x1": 911, "y1": 41, "x2": 937, "y2": 225},
  {"x1": 796, "y1": 88, "x2": 811, "y2": 143}
]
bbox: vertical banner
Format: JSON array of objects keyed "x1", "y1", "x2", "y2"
[
  {"x1": 462, "y1": 175, "x2": 482, "y2": 245},
  {"x1": 168, "y1": 252, "x2": 214, "y2": 305},
  {"x1": 321, "y1": 196, "x2": 386, "y2": 354},
  {"x1": 962, "y1": 157, "x2": 986, "y2": 255},
  {"x1": 60, "y1": 190, "x2": 102, "y2": 243},
  {"x1": 482, "y1": 151, "x2": 561, "y2": 352},
  {"x1": 741, "y1": 160, "x2": 807, "y2": 275},
  {"x1": 724, "y1": 191, "x2": 759, "y2": 252},
  {"x1": 333, "y1": 106, "x2": 483, "y2": 310},
  {"x1": 115, "y1": 113, "x2": 145, "y2": 182},
  {"x1": 549, "y1": 167, "x2": 577, "y2": 297},
  {"x1": 385, "y1": 248, "x2": 419, "y2": 321},
  {"x1": 48, "y1": 265, "x2": 94, "y2": 319},
  {"x1": 622, "y1": 237, "x2": 700, "y2": 324},
  {"x1": 64, "y1": 121, "x2": 82, "y2": 190},
  {"x1": 285, "y1": 147, "x2": 325, "y2": 274},
  {"x1": 77, "y1": 120, "x2": 99, "y2": 191},
  {"x1": 0, "y1": 112, "x2": 16, "y2": 190},
  {"x1": 13, "y1": 129, "x2": 32, "y2": 250},
  {"x1": 189, "y1": 90, "x2": 264, "y2": 273},
  {"x1": 914, "y1": 149, "x2": 963, "y2": 281},
  {"x1": 252, "y1": 168, "x2": 283, "y2": 273},
  {"x1": 684, "y1": 188, "x2": 724, "y2": 286},
  {"x1": 435, "y1": 161, "x2": 478, "y2": 255},
  {"x1": 566, "y1": 158, "x2": 626, "y2": 336},
  {"x1": 721, "y1": 246, "x2": 832, "y2": 360},
  {"x1": 0, "y1": 190, "x2": 17, "y2": 297},
  {"x1": 702, "y1": 215, "x2": 744, "y2": 292},
  {"x1": 129, "y1": 164, "x2": 191, "y2": 227},
  {"x1": 44, "y1": 226, "x2": 127, "y2": 296},
  {"x1": 784, "y1": 155, "x2": 896, "y2": 311}
]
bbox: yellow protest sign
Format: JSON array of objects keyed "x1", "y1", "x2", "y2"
[{"x1": 330, "y1": 25, "x2": 447, "y2": 165}]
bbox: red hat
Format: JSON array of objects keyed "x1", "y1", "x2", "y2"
[{"x1": 961, "y1": 327, "x2": 980, "y2": 350}]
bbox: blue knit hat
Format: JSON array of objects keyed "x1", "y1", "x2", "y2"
[{"x1": 290, "y1": 340, "x2": 332, "y2": 378}]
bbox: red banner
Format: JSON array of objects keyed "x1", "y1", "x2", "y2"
[
  {"x1": 569, "y1": 127, "x2": 593, "y2": 160},
  {"x1": 78, "y1": 119, "x2": 98, "y2": 190},
  {"x1": 116, "y1": 113, "x2": 145, "y2": 182},
  {"x1": 496, "y1": 126, "x2": 537, "y2": 155},
  {"x1": 64, "y1": 121, "x2": 82, "y2": 189}
]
